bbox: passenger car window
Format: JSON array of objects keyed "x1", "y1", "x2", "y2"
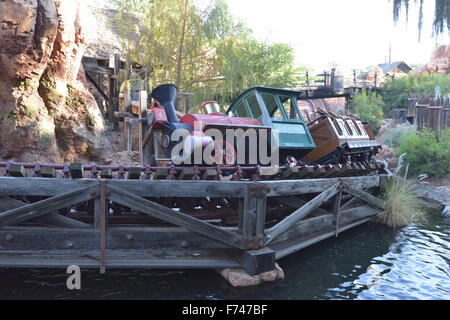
[
  {"x1": 234, "y1": 101, "x2": 249, "y2": 117},
  {"x1": 261, "y1": 93, "x2": 283, "y2": 119},
  {"x1": 246, "y1": 94, "x2": 263, "y2": 120},
  {"x1": 279, "y1": 95, "x2": 300, "y2": 120}
]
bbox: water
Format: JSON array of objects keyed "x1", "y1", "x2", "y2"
[{"x1": 1, "y1": 212, "x2": 449, "y2": 300}]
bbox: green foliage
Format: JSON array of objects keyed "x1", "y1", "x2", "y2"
[
  {"x1": 108, "y1": 0, "x2": 298, "y2": 108},
  {"x1": 382, "y1": 74, "x2": 450, "y2": 115},
  {"x1": 395, "y1": 128, "x2": 450, "y2": 178},
  {"x1": 392, "y1": 0, "x2": 449, "y2": 39},
  {"x1": 382, "y1": 125, "x2": 415, "y2": 148},
  {"x1": 377, "y1": 175, "x2": 425, "y2": 228},
  {"x1": 39, "y1": 131, "x2": 54, "y2": 147},
  {"x1": 215, "y1": 39, "x2": 298, "y2": 103},
  {"x1": 350, "y1": 90, "x2": 384, "y2": 134}
]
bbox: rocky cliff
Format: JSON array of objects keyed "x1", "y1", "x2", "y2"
[
  {"x1": 415, "y1": 44, "x2": 450, "y2": 75},
  {"x1": 0, "y1": 0, "x2": 110, "y2": 163}
]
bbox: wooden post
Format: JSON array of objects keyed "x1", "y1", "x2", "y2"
[
  {"x1": 95, "y1": 181, "x2": 107, "y2": 273},
  {"x1": 139, "y1": 90, "x2": 148, "y2": 165},
  {"x1": 126, "y1": 118, "x2": 132, "y2": 151},
  {"x1": 333, "y1": 182, "x2": 343, "y2": 237},
  {"x1": 109, "y1": 54, "x2": 120, "y2": 131}
]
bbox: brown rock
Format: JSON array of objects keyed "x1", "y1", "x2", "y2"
[
  {"x1": 413, "y1": 44, "x2": 450, "y2": 75},
  {"x1": 0, "y1": 0, "x2": 110, "y2": 163}
]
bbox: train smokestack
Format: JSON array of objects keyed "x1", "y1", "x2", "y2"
[{"x1": 151, "y1": 84, "x2": 179, "y2": 123}]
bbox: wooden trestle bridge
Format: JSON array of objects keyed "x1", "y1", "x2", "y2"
[{"x1": 0, "y1": 167, "x2": 386, "y2": 275}]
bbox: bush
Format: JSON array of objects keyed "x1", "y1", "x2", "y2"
[
  {"x1": 395, "y1": 128, "x2": 450, "y2": 178},
  {"x1": 382, "y1": 73, "x2": 450, "y2": 115},
  {"x1": 382, "y1": 125, "x2": 415, "y2": 148},
  {"x1": 350, "y1": 90, "x2": 384, "y2": 134}
]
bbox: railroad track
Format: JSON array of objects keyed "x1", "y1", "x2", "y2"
[{"x1": 0, "y1": 161, "x2": 386, "y2": 181}]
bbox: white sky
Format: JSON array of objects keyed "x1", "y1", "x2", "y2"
[
  {"x1": 94, "y1": 0, "x2": 449, "y2": 72},
  {"x1": 224, "y1": 0, "x2": 449, "y2": 72}
]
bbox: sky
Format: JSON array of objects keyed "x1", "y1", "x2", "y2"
[
  {"x1": 223, "y1": 0, "x2": 449, "y2": 72},
  {"x1": 94, "y1": 0, "x2": 449, "y2": 73}
]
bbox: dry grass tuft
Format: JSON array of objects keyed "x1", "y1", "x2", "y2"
[{"x1": 376, "y1": 175, "x2": 425, "y2": 228}]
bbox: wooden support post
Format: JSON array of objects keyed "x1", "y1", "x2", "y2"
[
  {"x1": 138, "y1": 90, "x2": 147, "y2": 165},
  {"x1": 109, "y1": 53, "x2": 120, "y2": 131},
  {"x1": 333, "y1": 182, "x2": 343, "y2": 237},
  {"x1": 239, "y1": 185, "x2": 267, "y2": 249},
  {"x1": 126, "y1": 119, "x2": 132, "y2": 151},
  {"x1": 99, "y1": 180, "x2": 107, "y2": 273}
]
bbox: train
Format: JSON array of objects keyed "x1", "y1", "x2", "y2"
[{"x1": 144, "y1": 84, "x2": 381, "y2": 171}]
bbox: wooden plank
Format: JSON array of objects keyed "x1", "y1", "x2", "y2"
[
  {"x1": 40, "y1": 167, "x2": 56, "y2": 178},
  {"x1": 262, "y1": 175, "x2": 380, "y2": 196},
  {"x1": 69, "y1": 163, "x2": 84, "y2": 178},
  {"x1": 270, "y1": 204, "x2": 379, "y2": 257},
  {"x1": 0, "y1": 195, "x2": 90, "y2": 228},
  {"x1": 265, "y1": 183, "x2": 339, "y2": 244},
  {"x1": 0, "y1": 226, "x2": 232, "y2": 250},
  {"x1": 127, "y1": 167, "x2": 142, "y2": 180},
  {"x1": 0, "y1": 185, "x2": 97, "y2": 226},
  {"x1": 108, "y1": 185, "x2": 243, "y2": 249},
  {"x1": 343, "y1": 184, "x2": 385, "y2": 209},
  {"x1": 0, "y1": 178, "x2": 246, "y2": 198},
  {"x1": 0, "y1": 248, "x2": 241, "y2": 269},
  {"x1": 8, "y1": 164, "x2": 26, "y2": 177},
  {"x1": 272, "y1": 196, "x2": 331, "y2": 216},
  {"x1": 106, "y1": 179, "x2": 247, "y2": 197}
]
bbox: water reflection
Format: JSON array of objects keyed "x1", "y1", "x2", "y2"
[{"x1": 0, "y1": 213, "x2": 448, "y2": 300}]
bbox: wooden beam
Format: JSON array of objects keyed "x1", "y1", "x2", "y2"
[
  {"x1": 342, "y1": 183, "x2": 385, "y2": 209},
  {"x1": 270, "y1": 205, "x2": 380, "y2": 258},
  {"x1": 0, "y1": 195, "x2": 90, "y2": 228},
  {"x1": 99, "y1": 180, "x2": 107, "y2": 273},
  {"x1": 265, "y1": 183, "x2": 340, "y2": 244},
  {"x1": 272, "y1": 196, "x2": 332, "y2": 216},
  {"x1": 108, "y1": 185, "x2": 243, "y2": 249},
  {"x1": 0, "y1": 226, "x2": 233, "y2": 250},
  {"x1": 234, "y1": 247, "x2": 275, "y2": 275},
  {"x1": 261, "y1": 175, "x2": 380, "y2": 196},
  {"x1": 333, "y1": 183, "x2": 343, "y2": 237},
  {"x1": 240, "y1": 186, "x2": 257, "y2": 249},
  {"x1": 0, "y1": 185, "x2": 97, "y2": 226},
  {"x1": 0, "y1": 178, "x2": 245, "y2": 198}
]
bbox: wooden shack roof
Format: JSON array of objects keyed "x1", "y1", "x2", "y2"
[
  {"x1": 84, "y1": 6, "x2": 123, "y2": 60},
  {"x1": 377, "y1": 61, "x2": 412, "y2": 74}
]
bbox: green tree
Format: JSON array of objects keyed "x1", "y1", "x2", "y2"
[
  {"x1": 108, "y1": 0, "x2": 299, "y2": 108},
  {"x1": 350, "y1": 90, "x2": 385, "y2": 134},
  {"x1": 392, "y1": 0, "x2": 450, "y2": 39},
  {"x1": 216, "y1": 38, "x2": 298, "y2": 103}
]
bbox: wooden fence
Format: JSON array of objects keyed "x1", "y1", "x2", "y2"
[{"x1": 406, "y1": 96, "x2": 450, "y2": 137}]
